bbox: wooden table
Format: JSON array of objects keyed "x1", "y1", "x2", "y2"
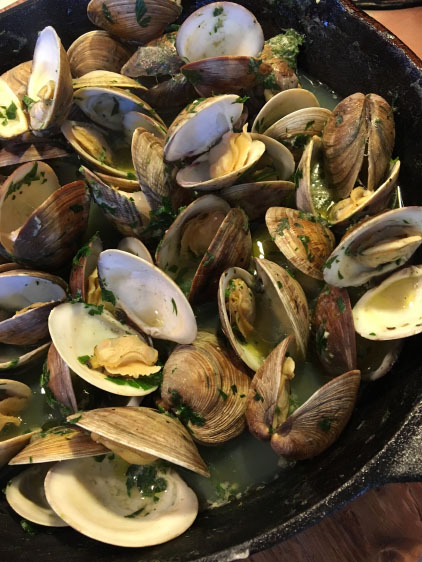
[{"x1": 0, "y1": 1, "x2": 421, "y2": 560}]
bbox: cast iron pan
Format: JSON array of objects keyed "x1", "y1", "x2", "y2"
[{"x1": 0, "y1": 1, "x2": 421, "y2": 560}]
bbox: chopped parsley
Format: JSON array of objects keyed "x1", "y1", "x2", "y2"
[
  {"x1": 231, "y1": 384, "x2": 238, "y2": 395},
  {"x1": 253, "y1": 391, "x2": 264, "y2": 402},
  {"x1": 100, "y1": 287, "x2": 116, "y2": 306},
  {"x1": 213, "y1": 6, "x2": 224, "y2": 16},
  {"x1": 5, "y1": 162, "x2": 40, "y2": 200},
  {"x1": 336, "y1": 297, "x2": 346, "y2": 313},
  {"x1": 298, "y1": 234, "x2": 314, "y2": 262},
  {"x1": 203, "y1": 251, "x2": 215, "y2": 266},
  {"x1": 265, "y1": 29, "x2": 304, "y2": 70},
  {"x1": 77, "y1": 355, "x2": 91, "y2": 365},
  {"x1": 276, "y1": 217, "x2": 290, "y2": 236},
  {"x1": 218, "y1": 388, "x2": 228, "y2": 401},
  {"x1": 135, "y1": 0, "x2": 151, "y2": 27},
  {"x1": 22, "y1": 95, "x2": 35, "y2": 109},
  {"x1": 106, "y1": 371, "x2": 163, "y2": 390},
  {"x1": 171, "y1": 298, "x2": 178, "y2": 315},
  {"x1": 170, "y1": 389, "x2": 205, "y2": 427},
  {"x1": 319, "y1": 418, "x2": 333, "y2": 432},
  {"x1": 232, "y1": 95, "x2": 250, "y2": 104},
  {"x1": 102, "y1": 2, "x2": 115, "y2": 24},
  {"x1": 126, "y1": 464, "x2": 167, "y2": 499}
]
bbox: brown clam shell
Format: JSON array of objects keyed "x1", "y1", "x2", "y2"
[
  {"x1": 47, "y1": 343, "x2": 78, "y2": 414},
  {"x1": 69, "y1": 233, "x2": 103, "y2": 300}
]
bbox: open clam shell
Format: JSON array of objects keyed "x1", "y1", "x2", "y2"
[
  {"x1": 323, "y1": 207, "x2": 422, "y2": 287},
  {"x1": 69, "y1": 233, "x2": 103, "y2": 301},
  {"x1": 271, "y1": 370, "x2": 361, "y2": 460},
  {"x1": 47, "y1": 343, "x2": 78, "y2": 413},
  {"x1": 27, "y1": 26, "x2": 73, "y2": 131},
  {"x1": 72, "y1": 71, "x2": 146, "y2": 93},
  {"x1": 218, "y1": 258, "x2": 309, "y2": 371},
  {"x1": 0, "y1": 270, "x2": 67, "y2": 346},
  {"x1": 265, "y1": 207, "x2": 335, "y2": 280},
  {"x1": 44, "y1": 455, "x2": 198, "y2": 547},
  {"x1": 311, "y1": 285, "x2": 356, "y2": 376},
  {"x1": 1, "y1": 61, "x2": 32, "y2": 100},
  {"x1": 6, "y1": 464, "x2": 67, "y2": 527},
  {"x1": 162, "y1": 331, "x2": 250, "y2": 445},
  {"x1": 264, "y1": 107, "x2": 331, "y2": 149},
  {"x1": 123, "y1": 111, "x2": 167, "y2": 141},
  {"x1": 164, "y1": 95, "x2": 243, "y2": 162},
  {"x1": 87, "y1": 0, "x2": 182, "y2": 44},
  {"x1": 67, "y1": 30, "x2": 132, "y2": 78},
  {"x1": 0, "y1": 78, "x2": 28, "y2": 140},
  {"x1": 353, "y1": 265, "x2": 422, "y2": 340},
  {"x1": 142, "y1": 74, "x2": 196, "y2": 112},
  {"x1": 97, "y1": 249, "x2": 197, "y2": 344},
  {"x1": 49, "y1": 302, "x2": 162, "y2": 396},
  {"x1": 71, "y1": 407, "x2": 209, "y2": 477},
  {"x1": 252, "y1": 88, "x2": 320, "y2": 134},
  {"x1": 117, "y1": 237, "x2": 153, "y2": 263},
  {"x1": 156, "y1": 195, "x2": 251, "y2": 303},
  {"x1": 176, "y1": 2, "x2": 264, "y2": 61},
  {"x1": 0, "y1": 341, "x2": 50, "y2": 371}
]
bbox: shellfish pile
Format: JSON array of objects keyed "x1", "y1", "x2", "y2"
[{"x1": 0, "y1": 0, "x2": 419, "y2": 549}]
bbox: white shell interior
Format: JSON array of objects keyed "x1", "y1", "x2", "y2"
[
  {"x1": 0, "y1": 78, "x2": 27, "y2": 139},
  {"x1": 0, "y1": 272, "x2": 66, "y2": 313},
  {"x1": 176, "y1": 2, "x2": 264, "y2": 61},
  {"x1": 117, "y1": 237, "x2": 153, "y2": 263},
  {"x1": 6, "y1": 463, "x2": 67, "y2": 527},
  {"x1": 27, "y1": 26, "x2": 60, "y2": 102},
  {"x1": 123, "y1": 111, "x2": 166, "y2": 142},
  {"x1": 164, "y1": 95, "x2": 243, "y2": 162},
  {"x1": 353, "y1": 265, "x2": 422, "y2": 340},
  {"x1": 44, "y1": 456, "x2": 198, "y2": 547},
  {"x1": 97, "y1": 250, "x2": 197, "y2": 344},
  {"x1": 48, "y1": 303, "x2": 158, "y2": 397}
]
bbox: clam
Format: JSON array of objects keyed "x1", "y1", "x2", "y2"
[
  {"x1": 164, "y1": 95, "x2": 244, "y2": 162},
  {"x1": 156, "y1": 195, "x2": 251, "y2": 303},
  {"x1": 252, "y1": 88, "x2": 320, "y2": 134},
  {"x1": 74, "y1": 86, "x2": 162, "y2": 131},
  {"x1": 46, "y1": 343, "x2": 78, "y2": 413},
  {"x1": 0, "y1": 139, "x2": 71, "y2": 169},
  {"x1": 161, "y1": 331, "x2": 250, "y2": 445},
  {"x1": 323, "y1": 207, "x2": 422, "y2": 287},
  {"x1": 69, "y1": 232, "x2": 104, "y2": 301},
  {"x1": 218, "y1": 258, "x2": 309, "y2": 371},
  {"x1": 0, "y1": 342, "x2": 50, "y2": 371},
  {"x1": 117, "y1": 237, "x2": 153, "y2": 263},
  {"x1": 121, "y1": 31, "x2": 183, "y2": 77},
  {"x1": 45, "y1": 455, "x2": 199, "y2": 547},
  {"x1": 97, "y1": 249, "x2": 197, "y2": 344},
  {"x1": 271, "y1": 370, "x2": 361, "y2": 459},
  {"x1": 265, "y1": 207, "x2": 335, "y2": 280},
  {"x1": 27, "y1": 27, "x2": 73, "y2": 130},
  {"x1": 0, "y1": 78, "x2": 28, "y2": 139},
  {"x1": 123, "y1": 110, "x2": 167, "y2": 141},
  {"x1": 175, "y1": 2, "x2": 264, "y2": 61},
  {"x1": 311, "y1": 285, "x2": 356, "y2": 377},
  {"x1": 353, "y1": 265, "x2": 422, "y2": 340},
  {"x1": 1, "y1": 61, "x2": 32, "y2": 100},
  {"x1": 5, "y1": 464, "x2": 67, "y2": 526},
  {"x1": 49, "y1": 302, "x2": 163, "y2": 396},
  {"x1": 322, "y1": 93, "x2": 395, "y2": 200},
  {"x1": 142, "y1": 74, "x2": 196, "y2": 111},
  {"x1": 72, "y1": 70, "x2": 147, "y2": 93},
  {"x1": 67, "y1": 30, "x2": 132, "y2": 78},
  {"x1": 245, "y1": 335, "x2": 295, "y2": 441},
  {"x1": 87, "y1": 0, "x2": 182, "y2": 44},
  {"x1": 0, "y1": 270, "x2": 67, "y2": 346},
  {"x1": 0, "y1": 161, "x2": 90, "y2": 269}
]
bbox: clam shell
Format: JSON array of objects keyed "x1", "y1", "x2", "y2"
[
  {"x1": 0, "y1": 342, "x2": 49, "y2": 371},
  {"x1": 123, "y1": 110, "x2": 167, "y2": 141},
  {"x1": 49, "y1": 302, "x2": 161, "y2": 397},
  {"x1": 9, "y1": 426, "x2": 107, "y2": 465},
  {"x1": 71, "y1": 406, "x2": 209, "y2": 477},
  {"x1": 117, "y1": 237, "x2": 153, "y2": 263},
  {"x1": 0, "y1": 140, "x2": 71, "y2": 169},
  {"x1": 96, "y1": 173, "x2": 139, "y2": 192},
  {"x1": 265, "y1": 207, "x2": 335, "y2": 280},
  {"x1": 0, "y1": 431, "x2": 40, "y2": 468},
  {"x1": 69, "y1": 233, "x2": 103, "y2": 300},
  {"x1": 250, "y1": 133, "x2": 295, "y2": 180},
  {"x1": 162, "y1": 331, "x2": 250, "y2": 445},
  {"x1": 27, "y1": 27, "x2": 73, "y2": 130},
  {"x1": 97, "y1": 249, "x2": 197, "y2": 344},
  {"x1": 47, "y1": 343, "x2": 78, "y2": 413},
  {"x1": 67, "y1": 31, "x2": 132, "y2": 78},
  {"x1": 72, "y1": 70, "x2": 146, "y2": 92},
  {"x1": 271, "y1": 370, "x2": 361, "y2": 459},
  {"x1": 87, "y1": 0, "x2": 182, "y2": 44},
  {"x1": 353, "y1": 265, "x2": 422, "y2": 340},
  {"x1": 121, "y1": 32, "x2": 183, "y2": 77},
  {"x1": 323, "y1": 207, "x2": 422, "y2": 287},
  {"x1": 176, "y1": 2, "x2": 264, "y2": 61},
  {"x1": 0, "y1": 78, "x2": 28, "y2": 139},
  {"x1": 0, "y1": 270, "x2": 67, "y2": 346},
  {"x1": 311, "y1": 285, "x2": 356, "y2": 376},
  {"x1": 44, "y1": 455, "x2": 198, "y2": 547},
  {"x1": 1, "y1": 60, "x2": 32, "y2": 100},
  {"x1": 164, "y1": 95, "x2": 243, "y2": 162},
  {"x1": 264, "y1": 107, "x2": 331, "y2": 143},
  {"x1": 245, "y1": 335, "x2": 294, "y2": 441},
  {"x1": 252, "y1": 88, "x2": 320, "y2": 133},
  {"x1": 6, "y1": 464, "x2": 67, "y2": 527},
  {"x1": 142, "y1": 74, "x2": 196, "y2": 111}
]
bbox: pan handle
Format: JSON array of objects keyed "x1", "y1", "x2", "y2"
[{"x1": 368, "y1": 403, "x2": 422, "y2": 486}]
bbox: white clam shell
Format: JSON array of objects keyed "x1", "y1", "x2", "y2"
[
  {"x1": 44, "y1": 456, "x2": 198, "y2": 547},
  {"x1": 5, "y1": 464, "x2": 67, "y2": 527},
  {"x1": 97, "y1": 250, "x2": 197, "y2": 344}
]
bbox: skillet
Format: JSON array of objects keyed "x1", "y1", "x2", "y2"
[{"x1": 0, "y1": 0, "x2": 421, "y2": 560}]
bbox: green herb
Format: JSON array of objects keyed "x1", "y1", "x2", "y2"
[
  {"x1": 67, "y1": 414, "x2": 82, "y2": 424},
  {"x1": 135, "y1": 0, "x2": 151, "y2": 27},
  {"x1": 203, "y1": 251, "x2": 215, "y2": 266},
  {"x1": 77, "y1": 355, "x2": 91, "y2": 365},
  {"x1": 262, "y1": 73, "x2": 279, "y2": 91},
  {"x1": 324, "y1": 255, "x2": 338, "y2": 269},
  {"x1": 291, "y1": 167, "x2": 303, "y2": 189},
  {"x1": 232, "y1": 95, "x2": 250, "y2": 104},
  {"x1": 182, "y1": 68, "x2": 203, "y2": 85},
  {"x1": 22, "y1": 95, "x2": 35, "y2": 109},
  {"x1": 126, "y1": 464, "x2": 167, "y2": 498},
  {"x1": 102, "y1": 2, "x2": 114, "y2": 23},
  {"x1": 40, "y1": 361, "x2": 71, "y2": 417},
  {"x1": 292, "y1": 133, "x2": 308, "y2": 149},
  {"x1": 106, "y1": 371, "x2": 163, "y2": 390},
  {"x1": 29, "y1": 456, "x2": 33, "y2": 463},
  {"x1": 127, "y1": 172, "x2": 137, "y2": 180},
  {"x1": 171, "y1": 298, "x2": 178, "y2": 315},
  {"x1": 0, "y1": 357, "x2": 19, "y2": 370},
  {"x1": 337, "y1": 270, "x2": 344, "y2": 280},
  {"x1": 111, "y1": 96, "x2": 120, "y2": 116},
  {"x1": 69, "y1": 204, "x2": 84, "y2": 213},
  {"x1": 213, "y1": 17, "x2": 224, "y2": 33},
  {"x1": 298, "y1": 234, "x2": 314, "y2": 262},
  {"x1": 94, "y1": 454, "x2": 106, "y2": 463},
  {"x1": 319, "y1": 418, "x2": 332, "y2": 432},
  {"x1": 213, "y1": 6, "x2": 224, "y2": 16},
  {"x1": 98, "y1": 149, "x2": 106, "y2": 164},
  {"x1": 335, "y1": 114, "x2": 344, "y2": 126},
  {"x1": 369, "y1": 332, "x2": 376, "y2": 336},
  {"x1": 315, "y1": 324, "x2": 328, "y2": 355},
  {"x1": 277, "y1": 281, "x2": 283, "y2": 289},
  {"x1": 253, "y1": 391, "x2": 264, "y2": 402},
  {"x1": 170, "y1": 389, "x2": 205, "y2": 427},
  {"x1": 20, "y1": 519, "x2": 37, "y2": 535},
  {"x1": 142, "y1": 196, "x2": 175, "y2": 242},
  {"x1": 84, "y1": 303, "x2": 104, "y2": 316},
  {"x1": 125, "y1": 507, "x2": 145, "y2": 518},
  {"x1": 218, "y1": 388, "x2": 228, "y2": 401},
  {"x1": 248, "y1": 57, "x2": 262, "y2": 75},
  {"x1": 100, "y1": 287, "x2": 116, "y2": 306},
  {"x1": 265, "y1": 29, "x2": 304, "y2": 70},
  {"x1": 305, "y1": 120, "x2": 315, "y2": 130},
  {"x1": 5, "y1": 162, "x2": 39, "y2": 200},
  {"x1": 336, "y1": 297, "x2": 346, "y2": 313},
  {"x1": 276, "y1": 217, "x2": 290, "y2": 236},
  {"x1": 5, "y1": 101, "x2": 17, "y2": 120},
  {"x1": 231, "y1": 384, "x2": 237, "y2": 395},
  {"x1": 72, "y1": 242, "x2": 91, "y2": 265}
]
